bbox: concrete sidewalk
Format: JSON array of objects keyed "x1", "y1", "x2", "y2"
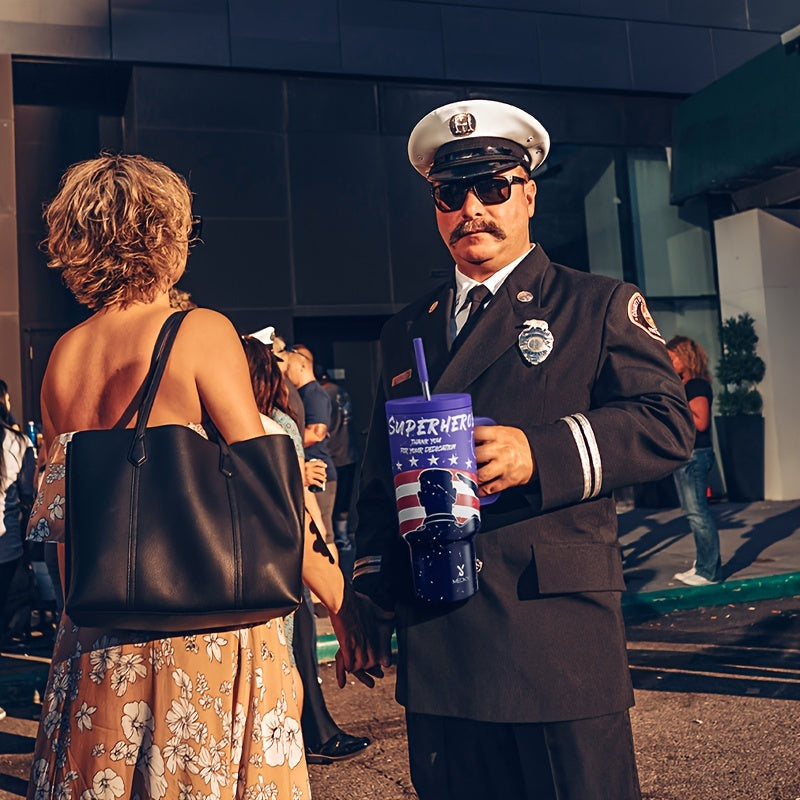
[{"x1": 2, "y1": 499, "x2": 800, "y2": 686}]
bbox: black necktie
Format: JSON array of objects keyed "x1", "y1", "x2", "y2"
[{"x1": 466, "y1": 284, "x2": 491, "y2": 323}]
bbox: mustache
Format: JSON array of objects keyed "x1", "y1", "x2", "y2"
[{"x1": 449, "y1": 220, "x2": 507, "y2": 245}]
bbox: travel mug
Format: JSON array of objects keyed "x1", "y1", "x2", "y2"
[{"x1": 385, "y1": 393, "x2": 481, "y2": 602}]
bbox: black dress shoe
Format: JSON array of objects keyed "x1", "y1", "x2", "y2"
[{"x1": 305, "y1": 732, "x2": 371, "y2": 764}]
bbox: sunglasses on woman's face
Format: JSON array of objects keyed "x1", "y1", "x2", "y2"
[
  {"x1": 189, "y1": 214, "x2": 203, "y2": 247},
  {"x1": 431, "y1": 175, "x2": 528, "y2": 213}
]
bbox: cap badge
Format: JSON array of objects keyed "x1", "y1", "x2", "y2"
[
  {"x1": 516, "y1": 290, "x2": 533, "y2": 304},
  {"x1": 518, "y1": 319, "x2": 553, "y2": 365},
  {"x1": 449, "y1": 112, "x2": 476, "y2": 137}
]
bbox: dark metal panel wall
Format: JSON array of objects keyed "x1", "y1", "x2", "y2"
[
  {"x1": 110, "y1": 0, "x2": 230, "y2": 65},
  {"x1": 0, "y1": 1, "x2": 109, "y2": 60},
  {"x1": 0, "y1": 1, "x2": 795, "y2": 94}
]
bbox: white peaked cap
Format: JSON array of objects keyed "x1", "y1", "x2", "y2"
[
  {"x1": 408, "y1": 99, "x2": 550, "y2": 181},
  {"x1": 249, "y1": 325, "x2": 275, "y2": 346}
]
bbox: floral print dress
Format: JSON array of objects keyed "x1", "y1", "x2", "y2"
[{"x1": 26, "y1": 431, "x2": 311, "y2": 800}]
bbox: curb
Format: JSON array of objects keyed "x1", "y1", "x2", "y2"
[
  {"x1": 621, "y1": 570, "x2": 800, "y2": 617},
  {"x1": 315, "y1": 571, "x2": 800, "y2": 662}
]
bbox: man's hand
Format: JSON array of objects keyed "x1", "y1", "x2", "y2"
[
  {"x1": 331, "y1": 585, "x2": 395, "y2": 688},
  {"x1": 304, "y1": 458, "x2": 327, "y2": 489},
  {"x1": 474, "y1": 424, "x2": 535, "y2": 496}
]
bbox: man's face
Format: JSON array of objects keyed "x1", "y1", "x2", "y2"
[
  {"x1": 283, "y1": 352, "x2": 304, "y2": 387},
  {"x1": 433, "y1": 166, "x2": 536, "y2": 278}
]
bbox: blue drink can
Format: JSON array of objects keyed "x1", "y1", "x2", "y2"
[{"x1": 385, "y1": 393, "x2": 480, "y2": 603}]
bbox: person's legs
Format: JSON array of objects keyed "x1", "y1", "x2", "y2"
[
  {"x1": 314, "y1": 480, "x2": 337, "y2": 547},
  {"x1": 332, "y1": 465, "x2": 355, "y2": 581},
  {"x1": 0, "y1": 558, "x2": 19, "y2": 623},
  {"x1": 292, "y1": 591, "x2": 339, "y2": 750},
  {"x1": 405, "y1": 712, "x2": 554, "y2": 800},
  {"x1": 520, "y1": 710, "x2": 641, "y2": 800},
  {"x1": 675, "y1": 448, "x2": 721, "y2": 581},
  {"x1": 293, "y1": 591, "x2": 370, "y2": 763}
]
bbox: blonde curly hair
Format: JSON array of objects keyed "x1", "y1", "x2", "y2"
[
  {"x1": 44, "y1": 153, "x2": 193, "y2": 309},
  {"x1": 667, "y1": 335, "x2": 711, "y2": 382}
]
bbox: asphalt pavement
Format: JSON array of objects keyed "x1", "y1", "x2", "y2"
[{"x1": 2, "y1": 498, "x2": 800, "y2": 799}]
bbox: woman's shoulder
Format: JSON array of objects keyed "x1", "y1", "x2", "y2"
[{"x1": 176, "y1": 308, "x2": 242, "y2": 358}]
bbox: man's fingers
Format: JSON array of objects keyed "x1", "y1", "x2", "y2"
[{"x1": 351, "y1": 669, "x2": 376, "y2": 688}]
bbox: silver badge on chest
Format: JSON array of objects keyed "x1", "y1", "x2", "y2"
[{"x1": 518, "y1": 319, "x2": 554, "y2": 365}]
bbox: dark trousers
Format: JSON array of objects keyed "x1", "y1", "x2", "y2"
[
  {"x1": 0, "y1": 558, "x2": 20, "y2": 626},
  {"x1": 405, "y1": 709, "x2": 641, "y2": 800},
  {"x1": 292, "y1": 592, "x2": 339, "y2": 750}
]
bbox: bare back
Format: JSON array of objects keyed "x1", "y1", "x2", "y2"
[{"x1": 40, "y1": 298, "x2": 272, "y2": 449}]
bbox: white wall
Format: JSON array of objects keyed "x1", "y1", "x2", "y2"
[{"x1": 714, "y1": 209, "x2": 800, "y2": 500}]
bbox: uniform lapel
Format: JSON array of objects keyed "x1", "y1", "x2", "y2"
[
  {"x1": 434, "y1": 246, "x2": 551, "y2": 394},
  {"x1": 408, "y1": 283, "x2": 455, "y2": 389}
]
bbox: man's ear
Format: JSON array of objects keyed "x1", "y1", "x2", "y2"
[{"x1": 526, "y1": 179, "x2": 537, "y2": 219}]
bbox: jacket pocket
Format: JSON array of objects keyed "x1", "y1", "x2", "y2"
[{"x1": 531, "y1": 541, "x2": 626, "y2": 595}]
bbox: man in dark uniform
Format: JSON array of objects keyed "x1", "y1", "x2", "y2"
[{"x1": 353, "y1": 99, "x2": 694, "y2": 800}]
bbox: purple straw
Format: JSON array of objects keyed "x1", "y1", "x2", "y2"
[{"x1": 413, "y1": 337, "x2": 431, "y2": 401}]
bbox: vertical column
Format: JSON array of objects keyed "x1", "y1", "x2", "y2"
[
  {"x1": 0, "y1": 54, "x2": 21, "y2": 413},
  {"x1": 714, "y1": 209, "x2": 800, "y2": 500}
]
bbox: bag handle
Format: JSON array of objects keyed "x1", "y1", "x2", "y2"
[{"x1": 127, "y1": 310, "x2": 191, "y2": 466}]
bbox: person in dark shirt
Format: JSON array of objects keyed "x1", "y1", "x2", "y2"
[
  {"x1": 281, "y1": 343, "x2": 338, "y2": 551},
  {"x1": 667, "y1": 336, "x2": 722, "y2": 586},
  {"x1": 315, "y1": 363, "x2": 360, "y2": 581}
]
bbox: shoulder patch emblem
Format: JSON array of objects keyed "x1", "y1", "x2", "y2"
[{"x1": 627, "y1": 293, "x2": 664, "y2": 343}]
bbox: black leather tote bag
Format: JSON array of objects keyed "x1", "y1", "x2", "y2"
[{"x1": 64, "y1": 310, "x2": 304, "y2": 632}]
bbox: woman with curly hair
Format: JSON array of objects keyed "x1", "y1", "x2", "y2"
[
  {"x1": 25, "y1": 153, "x2": 377, "y2": 799},
  {"x1": 667, "y1": 336, "x2": 722, "y2": 586}
]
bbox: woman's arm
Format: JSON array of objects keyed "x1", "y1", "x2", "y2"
[
  {"x1": 190, "y1": 310, "x2": 266, "y2": 442},
  {"x1": 300, "y1": 509, "x2": 344, "y2": 614},
  {"x1": 689, "y1": 395, "x2": 710, "y2": 433}
]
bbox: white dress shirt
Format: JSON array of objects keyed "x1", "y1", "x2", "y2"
[{"x1": 452, "y1": 245, "x2": 535, "y2": 337}]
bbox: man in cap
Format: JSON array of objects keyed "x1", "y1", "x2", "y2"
[{"x1": 353, "y1": 99, "x2": 694, "y2": 799}]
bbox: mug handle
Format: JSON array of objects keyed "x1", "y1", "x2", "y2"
[{"x1": 473, "y1": 416, "x2": 500, "y2": 506}]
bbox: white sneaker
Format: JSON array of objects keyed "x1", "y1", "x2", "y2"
[{"x1": 673, "y1": 570, "x2": 716, "y2": 586}]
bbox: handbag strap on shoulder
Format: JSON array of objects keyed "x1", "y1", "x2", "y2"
[{"x1": 127, "y1": 310, "x2": 191, "y2": 466}]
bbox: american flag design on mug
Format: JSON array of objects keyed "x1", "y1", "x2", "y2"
[{"x1": 393, "y1": 468, "x2": 480, "y2": 538}]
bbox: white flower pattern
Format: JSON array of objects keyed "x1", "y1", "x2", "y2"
[{"x1": 25, "y1": 432, "x2": 310, "y2": 799}]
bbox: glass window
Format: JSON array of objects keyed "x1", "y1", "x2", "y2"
[
  {"x1": 534, "y1": 144, "x2": 621, "y2": 276},
  {"x1": 628, "y1": 149, "x2": 716, "y2": 297}
]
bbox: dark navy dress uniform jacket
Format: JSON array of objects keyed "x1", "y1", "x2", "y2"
[{"x1": 354, "y1": 245, "x2": 694, "y2": 724}]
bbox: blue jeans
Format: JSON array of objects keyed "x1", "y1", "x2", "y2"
[{"x1": 673, "y1": 447, "x2": 721, "y2": 581}]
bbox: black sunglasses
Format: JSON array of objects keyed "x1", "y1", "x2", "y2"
[{"x1": 431, "y1": 175, "x2": 528, "y2": 213}]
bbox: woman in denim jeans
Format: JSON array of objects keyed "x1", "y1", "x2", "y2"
[{"x1": 667, "y1": 336, "x2": 722, "y2": 586}]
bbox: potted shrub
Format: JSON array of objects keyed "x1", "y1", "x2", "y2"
[{"x1": 714, "y1": 313, "x2": 766, "y2": 501}]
